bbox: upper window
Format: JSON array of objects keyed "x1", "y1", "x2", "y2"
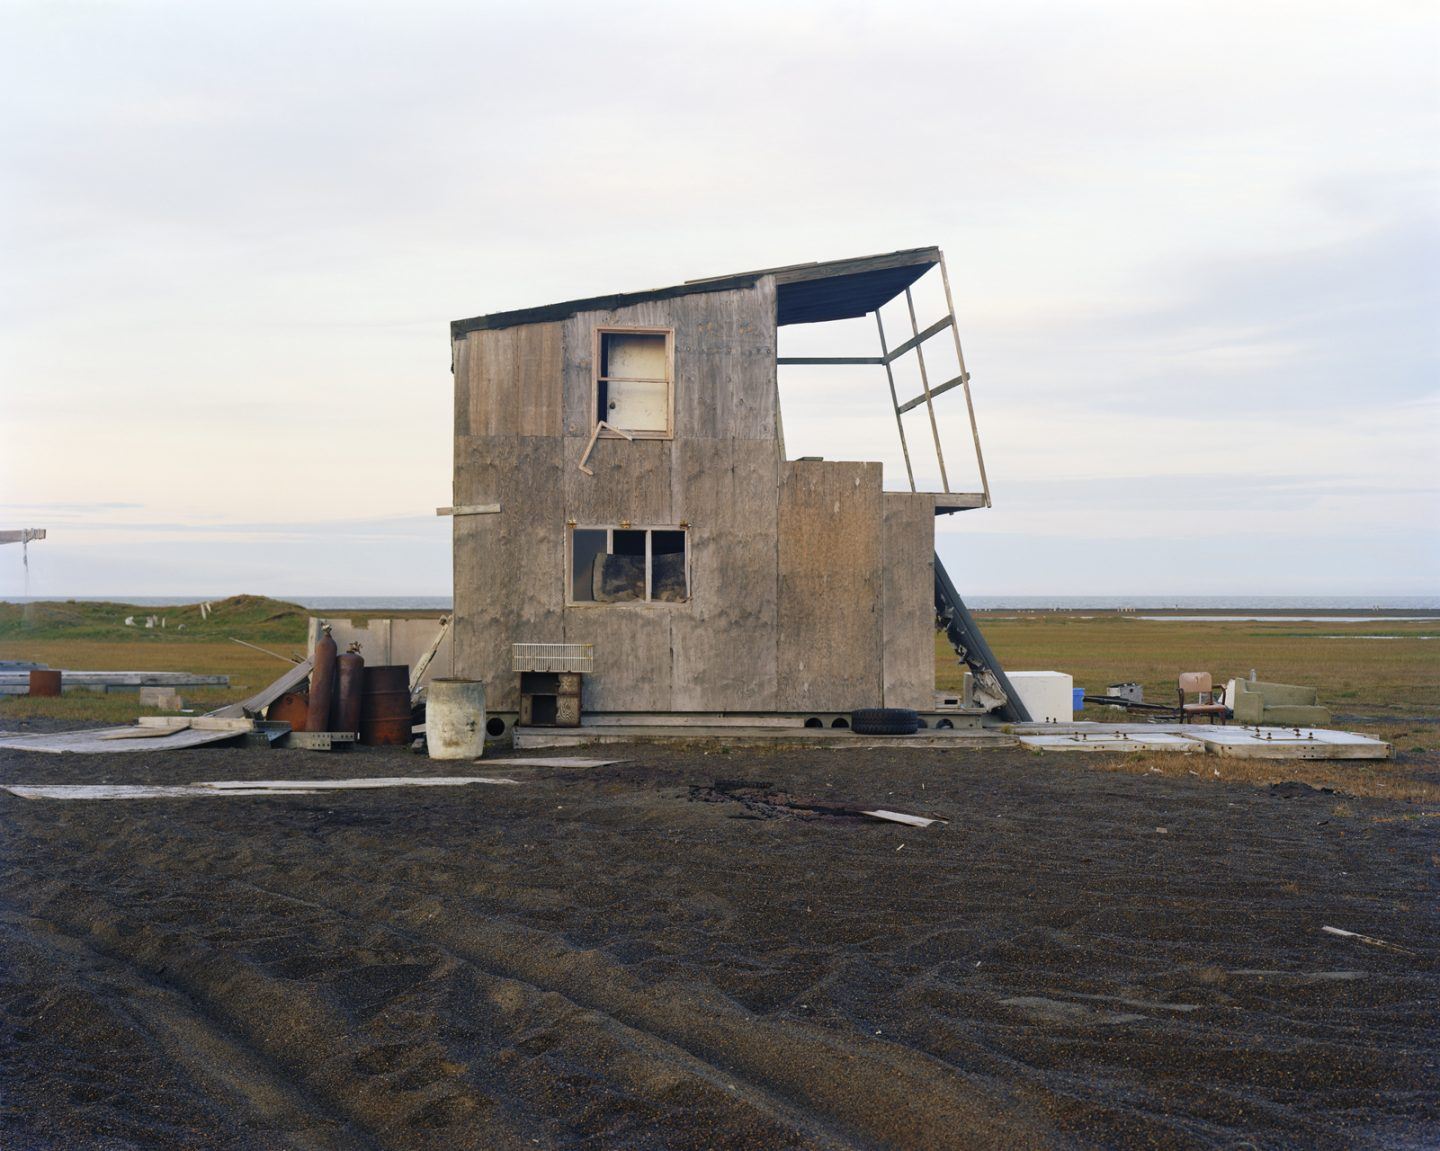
[{"x1": 595, "y1": 328, "x2": 673, "y2": 438}]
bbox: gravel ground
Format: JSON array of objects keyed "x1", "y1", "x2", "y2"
[{"x1": 0, "y1": 736, "x2": 1435, "y2": 1149}]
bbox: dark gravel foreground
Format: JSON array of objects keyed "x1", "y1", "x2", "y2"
[{"x1": 0, "y1": 740, "x2": 1435, "y2": 1150}]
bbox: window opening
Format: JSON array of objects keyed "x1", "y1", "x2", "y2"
[
  {"x1": 569, "y1": 525, "x2": 688, "y2": 604},
  {"x1": 595, "y1": 329, "x2": 673, "y2": 437}
]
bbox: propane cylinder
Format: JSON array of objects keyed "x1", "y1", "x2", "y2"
[
  {"x1": 306, "y1": 626, "x2": 338, "y2": 733},
  {"x1": 330, "y1": 646, "x2": 365, "y2": 735}
]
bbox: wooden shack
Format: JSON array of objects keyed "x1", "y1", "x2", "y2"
[{"x1": 448, "y1": 248, "x2": 1005, "y2": 721}]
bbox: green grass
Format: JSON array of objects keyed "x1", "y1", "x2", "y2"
[{"x1": 0, "y1": 595, "x2": 311, "y2": 645}]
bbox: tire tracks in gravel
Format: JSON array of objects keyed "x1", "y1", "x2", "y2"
[
  {"x1": 0, "y1": 909, "x2": 368, "y2": 1151},
  {"x1": 259, "y1": 860, "x2": 1056, "y2": 1151}
]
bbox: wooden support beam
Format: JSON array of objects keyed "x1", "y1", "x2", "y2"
[
  {"x1": 436, "y1": 504, "x2": 500, "y2": 516},
  {"x1": 881, "y1": 315, "x2": 953, "y2": 362},
  {"x1": 940, "y1": 253, "x2": 992, "y2": 508},
  {"x1": 775, "y1": 356, "x2": 886, "y2": 366},
  {"x1": 896, "y1": 372, "x2": 969, "y2": 414},
  {"x1": 905, "y1": 287, "x2": 950, "y2": 493}
]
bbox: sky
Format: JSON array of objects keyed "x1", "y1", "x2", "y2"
[{"x1": 1, "y1": 0, "x2": 1436, "y2": 599}]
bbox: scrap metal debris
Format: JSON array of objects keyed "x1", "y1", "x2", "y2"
[{"x1": 689, "y1": 779, "x2": 946, "y2": 826}]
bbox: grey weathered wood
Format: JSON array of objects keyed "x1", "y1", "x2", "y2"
[
  {"x1": 882, "y1": 315, "x2": 953, "y2": 362},
  {"x1": 463, "y1": 323, "x2": 563, "y2": 438},
  {"x1": 775, "y1": 356, "x2": 885, "y2": 366},
  {"x1": 453, "y1": 435, "x2": 565, "y2": 711},
  {"x1": 207, "y1": 659, "x2": 312, "y2": 719},
  {"x1": 882, "y1": 493, "x2": 935, "y2": 709},
  {"x1": 564, "y1": 435, "x2": 673, "y2": 525},
  {"x1": 563, "y1": 607, "x2": 673, "y2": 712},
  {"x1": 669, "y1": 439, "x2": 780, "y2": 711},
  {"x1": 896, "y1": 372, "x2": 969, "y2": 414},
  {"x1": 904, "y1": 286, "x2": 949, "y2": 493},
  {"x1": 776, "y1": 461, "x2": 884, "y2": 711},
  {"x1": 672, "y1": 282, "x2": 777, "y2": 441},
  {"x1": 435, "y1": 504, "x2": 501, "y2": 516}
]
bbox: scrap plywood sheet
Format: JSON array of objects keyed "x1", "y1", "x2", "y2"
[
  {"x1": 669, "y1": 439, "x2": 780, "y2": 711},
  {"x1": 777, "y1": 460, "x2": 884, "y2": 711},
  {"x1": 882, "y1": 492, "x2": 936, "y2": 710},
  {"x1": 453, "y1": 435, "x2": 565, "y2": 710}
]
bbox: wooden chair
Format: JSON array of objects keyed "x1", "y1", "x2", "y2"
[{"x1": 1178, "y1": 672, "x2": 1228, "y2": 724}]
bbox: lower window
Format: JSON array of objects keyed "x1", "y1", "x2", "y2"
[{"x1": 569, "y1": 526, "x2": 688, "y2": 604}]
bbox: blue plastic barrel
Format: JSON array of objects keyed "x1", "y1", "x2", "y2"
[{"x1": 1072, "y1": 688, "x2": 1085, "y2": 713}]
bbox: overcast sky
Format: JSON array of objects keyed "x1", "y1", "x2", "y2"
[{"x1": 1, "y1": 0, "x2": 1436, "y2": 599}]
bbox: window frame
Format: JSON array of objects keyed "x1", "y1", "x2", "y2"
[
  {"x1": 565, "y1": 523, "x2": 690, "y2": 607},
  {"x1": 592, "y1": 326, "x2": 675, "y2": 440}
]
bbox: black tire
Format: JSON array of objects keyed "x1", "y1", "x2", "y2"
[{"x1": 850, "y1": 707, "x2": 920, "y2": 735}]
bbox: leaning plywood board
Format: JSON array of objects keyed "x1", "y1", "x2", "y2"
[
  {"x1": 209, "y1": 658, "x2": 312, "y2": 719},
  {"x1": 1196, "y1": 728, "x2": 1391, "y2": 759},
  {"x1": 777, "y1": 460, "x2": 885, "y2": 711}
]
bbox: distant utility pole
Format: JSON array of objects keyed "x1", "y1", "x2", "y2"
[
  {"x1": 0, "y1": 530, "x2": 47, "y2": 546},
  {"x1": 1, "y1": 529, "x2": 46, "y2": 596}
]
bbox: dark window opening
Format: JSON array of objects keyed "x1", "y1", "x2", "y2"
[{"x1": 569, "y1": 525, "x2": 689, "y2": 604}]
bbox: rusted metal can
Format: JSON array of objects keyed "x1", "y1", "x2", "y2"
[
  {"x1": 267, "y1": 691, "x2": 309, "y2": 732},
  {"x1": 359, "y1": 664, "x2": 410, "y2": 745},
  {"x1": 307, "y1": 628, "x2": 338, "y2": 733},
  {"x1": 28, "y1": 669, "x2": 61, "y2": 697},
  {"x1": 331, "y1": 650, "x2": 365, "y2": 735}
]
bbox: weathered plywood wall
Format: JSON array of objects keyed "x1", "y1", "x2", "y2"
[
  {"x1": 452, "y1": 275, "x2": 930, "y2": 715},
  {"x1": 881, "y1": 493, "x2": 936, "y2": 709},
  {"x1": 776, "y1": 461, "x2": 885, "y2": 711}
]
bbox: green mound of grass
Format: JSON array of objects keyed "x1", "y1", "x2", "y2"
[{"x1": 0, "y1": 595, "x2": 310, "y2": 645}]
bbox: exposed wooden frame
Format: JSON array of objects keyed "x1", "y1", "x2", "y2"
[
  {"x1": 565, "y1": 522, "x2": 690, "y2": 607},
  {"x1": 904, "y1": 286, "x2": 950, "y2": 494},
  {"x1": 939, "y1": 253, "x2": 991, "y2": 508},
  {"x1": 875, "y1": 310, "x2": 916, "y2": 492},
  {"x1": 592, "y1": 326, "x2": 675, "y2": 440}
]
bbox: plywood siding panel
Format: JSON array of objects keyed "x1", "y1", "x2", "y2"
[
  {"x1": 467, "y1": 323, "x2": 563, "y2": 438},
  {"x1": 562, "y1": 436, "x2": 673, "y2": 526},
  {"x1": 673, "y1": 282, "x2": 778, "y2": 442},
  {"x1": 669, "y1": 439, "x2": 780, "y2": 711},
  {"x1": 776, "y1": 461, "x2": 885, "y2": 711},
  {"x1": 882, "y1": 493, "x2": 936, "y2": 709},
  {"x1": 562, "y1": 608, "x2": 673, "y2": 713},
  {"x1": 453, "y1": 435, "x2": 564, "y2": 710}
]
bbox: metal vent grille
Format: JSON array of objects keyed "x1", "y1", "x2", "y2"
[{"x1": 512, "y1": 643, "x2": 594, "y2": 673}]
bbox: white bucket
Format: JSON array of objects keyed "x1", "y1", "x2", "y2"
[{"x1": 426, "y1": 679, "x2": 486, "y2": 760}]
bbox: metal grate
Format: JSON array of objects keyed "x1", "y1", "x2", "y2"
[{"x1": 512, "y1": 643, "x2": 594, "y2": 673}]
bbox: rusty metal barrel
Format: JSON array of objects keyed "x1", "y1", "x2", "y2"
[
  {"x1": 28, "y1": 669, "x2": 61, "y2": 697},
  {"x1": 307, "y1": 628, "x2": 338, "y2": 733},
  {"x1": 330, "y1": 649, "x2": 365, "y2": 734},
  {"x1": 359, "y1": 664, "x2": 411, "y2": 746},
  {"x1": 268, "y1": 691, "x2": 309, "y2": 732}
]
